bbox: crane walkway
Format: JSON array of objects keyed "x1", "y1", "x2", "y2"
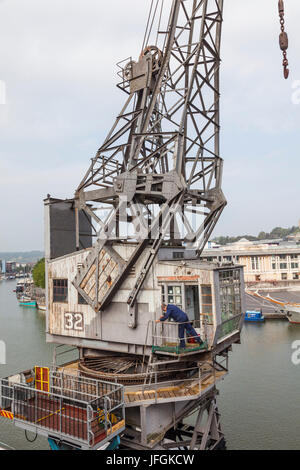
[{"x1": 124, "y1": 369, "x2": 227, "y2": 406}]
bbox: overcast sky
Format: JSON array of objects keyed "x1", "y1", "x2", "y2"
[{"x1": 0, "y1": 0, "x2": 299, "y2": 251}]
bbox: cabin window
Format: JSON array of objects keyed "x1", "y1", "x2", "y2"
[
  {"x1": 173, "y1": 252, "x2": 184, "y2": 259},
  {"x1": 167, "y1": 286, "x2": 182, "y2": 308},
  {"x1": 201, "y1": 286, "x2": 212, "y2": 314},
  {"x1": 53, "y1": 279, "x2": 68, "y2": 303},
  {"x1": 219, "y1": 269, "x2": 242, "y2": 321}
]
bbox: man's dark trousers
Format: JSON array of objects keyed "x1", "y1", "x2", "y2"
[{"x1": 178, "y1": 313, "x2": 201, "y2": 348}]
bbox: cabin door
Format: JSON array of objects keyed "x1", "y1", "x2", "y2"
[{"x1": 185, "y1": 285, "x2": 200, "y2": 322}]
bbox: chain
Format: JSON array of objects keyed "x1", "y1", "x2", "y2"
[{"x1": 278, "y1": 0, "x2": 289, "y2": 79}]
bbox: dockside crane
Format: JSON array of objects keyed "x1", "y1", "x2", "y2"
[{"x1": 0, "y1": 0, "x2": 292, "y2": 452}]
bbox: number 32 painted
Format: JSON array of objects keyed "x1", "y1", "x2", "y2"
[{"x1": 64, "y1": 313, "x2": 84, "y2": 331}]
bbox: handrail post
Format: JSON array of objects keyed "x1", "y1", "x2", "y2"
[
  {"x1": 35, "y1": 387, "x2": 37, "y2": 424},
  {"x1": 60, "y1": 395, "x2": 62, "y2": 436},
  {"x1": 12, "y1": 384, "x2": 15, "y2": 421},
  {"x1": 87, "y1": 404, "x2": 94, "y2": 448},
  {"x1": 104, "y1": 397, "x2": 108, "y2": 434}
]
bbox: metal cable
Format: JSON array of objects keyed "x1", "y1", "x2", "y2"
[
  {"x1": 156, "y1": 0, "x2": 164, "y2": 47},
  {"x1": 142, "y1": 0, "x2": 155, "y2": 53},
  {"x1": 25, "y1": 429, "x2": 38, "y2": 443},
  {"x1": 145, "y1": 0, "x2": 160, "y2": 49}
]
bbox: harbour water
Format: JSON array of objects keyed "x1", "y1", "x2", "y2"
[{"x1": 0, "y1": 280, "x2": 299, "y2": 450}]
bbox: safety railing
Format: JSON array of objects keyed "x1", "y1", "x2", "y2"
[
  {"x1": 0, "y1": 378, "x2": 14, "y2": 415},
  {"x1": 152, "y1": 319, "x2": 212, "y2": 355},
  {"x1": 152, "y1": 313, "x2": 244, "y2": 354},
  {"x1": 124, "y1": 360, "x2": 228, "y2": 404},
  {"x1": 116, "y1": 56, "x2": 134, "y2": 92},
  {"x1": 213, "y1": 313, "x2": 244, "y2": 346},
  {"x1": 0, "y1": 369, "x2": 125, "y2": 450}
]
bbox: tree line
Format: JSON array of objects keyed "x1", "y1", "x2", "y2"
[
  {"x1": 32, "y1": 258, "x2": 45, "y2": 289},
  {"x1": 213, "y1": 226, "x2": 299, "y2": 246}
]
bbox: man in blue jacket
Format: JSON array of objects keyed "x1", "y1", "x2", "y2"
[{"x1": 157, "y1": 303, "x2": 204, "y2": 349}]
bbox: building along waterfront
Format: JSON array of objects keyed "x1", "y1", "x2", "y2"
[{"x1": 201, "y1": 238, "x2": 300, "y2": 287}]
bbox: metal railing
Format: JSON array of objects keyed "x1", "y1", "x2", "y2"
[
  {"x1": 152, "y1": 313, "x2": 243, "y2": 354},
  {"x1": 152, "y1": 319, "x2": 213, "y2": 354},
  {"x1": 0, "y1": 378, "x2": 13, "y2": 412},
  {"x1": 0, "y1": 369, "x2": 125, "y2": 450},
  {"x1": 213, "y1": 313, "x2": 243, "y2": 345},
  {"x1": 125, "y1": 359, "x2": 228, "y2": 404},
  {"x1": 116, "y1": 56, "x2": 133, "y2": 91}
]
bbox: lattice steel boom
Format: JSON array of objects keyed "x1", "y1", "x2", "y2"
[{"x1": 73, "y1": 1, "x2": 228, "y2": 312}]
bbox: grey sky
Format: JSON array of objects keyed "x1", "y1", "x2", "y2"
[{"x1": 0, "y1": 0, "x2": 299, "y2": 251}]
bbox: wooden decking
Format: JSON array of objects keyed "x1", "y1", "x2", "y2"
[{"x1": 124, "y1": 369, "x2": 227, "y2": 406}]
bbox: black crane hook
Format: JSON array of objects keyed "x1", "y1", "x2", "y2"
[{"x1": 278, "y1": 0, "x2": 289, "y2": 79}]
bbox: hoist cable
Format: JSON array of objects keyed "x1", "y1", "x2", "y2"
[
  {"x1": 142, "y1": 0, "x2": 155, "y2": 53},
  {"x1": 145, "y1": 0, "x2": 160, "y2": 50},
  {"x1": 156, "y1": 0, "x2": 165, "y2": 47}
]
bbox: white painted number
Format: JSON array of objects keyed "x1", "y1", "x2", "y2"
[
  {"x1": 74, "y1": 313, "x2": 84, "y2": 331},
  {"x1": 64, "y1": 312, "x2": 84, "y2": 331}
]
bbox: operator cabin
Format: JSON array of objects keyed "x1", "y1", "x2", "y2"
[{"x1": 45, "y1": 198, "x2": 245, "y2": 357}]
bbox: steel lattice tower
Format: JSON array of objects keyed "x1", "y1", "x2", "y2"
[{"x1": 73, "y1": 0, "x2": 226, "y2": 313}]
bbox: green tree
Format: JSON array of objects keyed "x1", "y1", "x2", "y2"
[
  {"x1": 213, "y1": 225, "x2": 299, "y2": 245},
  {"x1": 32, "y1": 258, "x2": 45, "y2": 289}
]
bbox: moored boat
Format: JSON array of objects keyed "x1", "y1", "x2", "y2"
[
  {"x1": 285, "y1": 306, "x2": 300, "y2": 324},
  {"x1": 18, "y1": 296, "x2": 37, "y2": 307},
  {"x1": 245, "y1": 310, "x2": 265, "y2": 322},
  {"x1": 36, "y1": 302, "x2": 46, "y2": 312}
]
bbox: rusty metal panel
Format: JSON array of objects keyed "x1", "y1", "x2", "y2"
[{"x1": 130, "y1": 57, "x2": 149, "y2": 93}]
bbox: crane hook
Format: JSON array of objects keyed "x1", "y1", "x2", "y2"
[{"x1": 278, "y1": 0, "x2": 289, "y2": 79}]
